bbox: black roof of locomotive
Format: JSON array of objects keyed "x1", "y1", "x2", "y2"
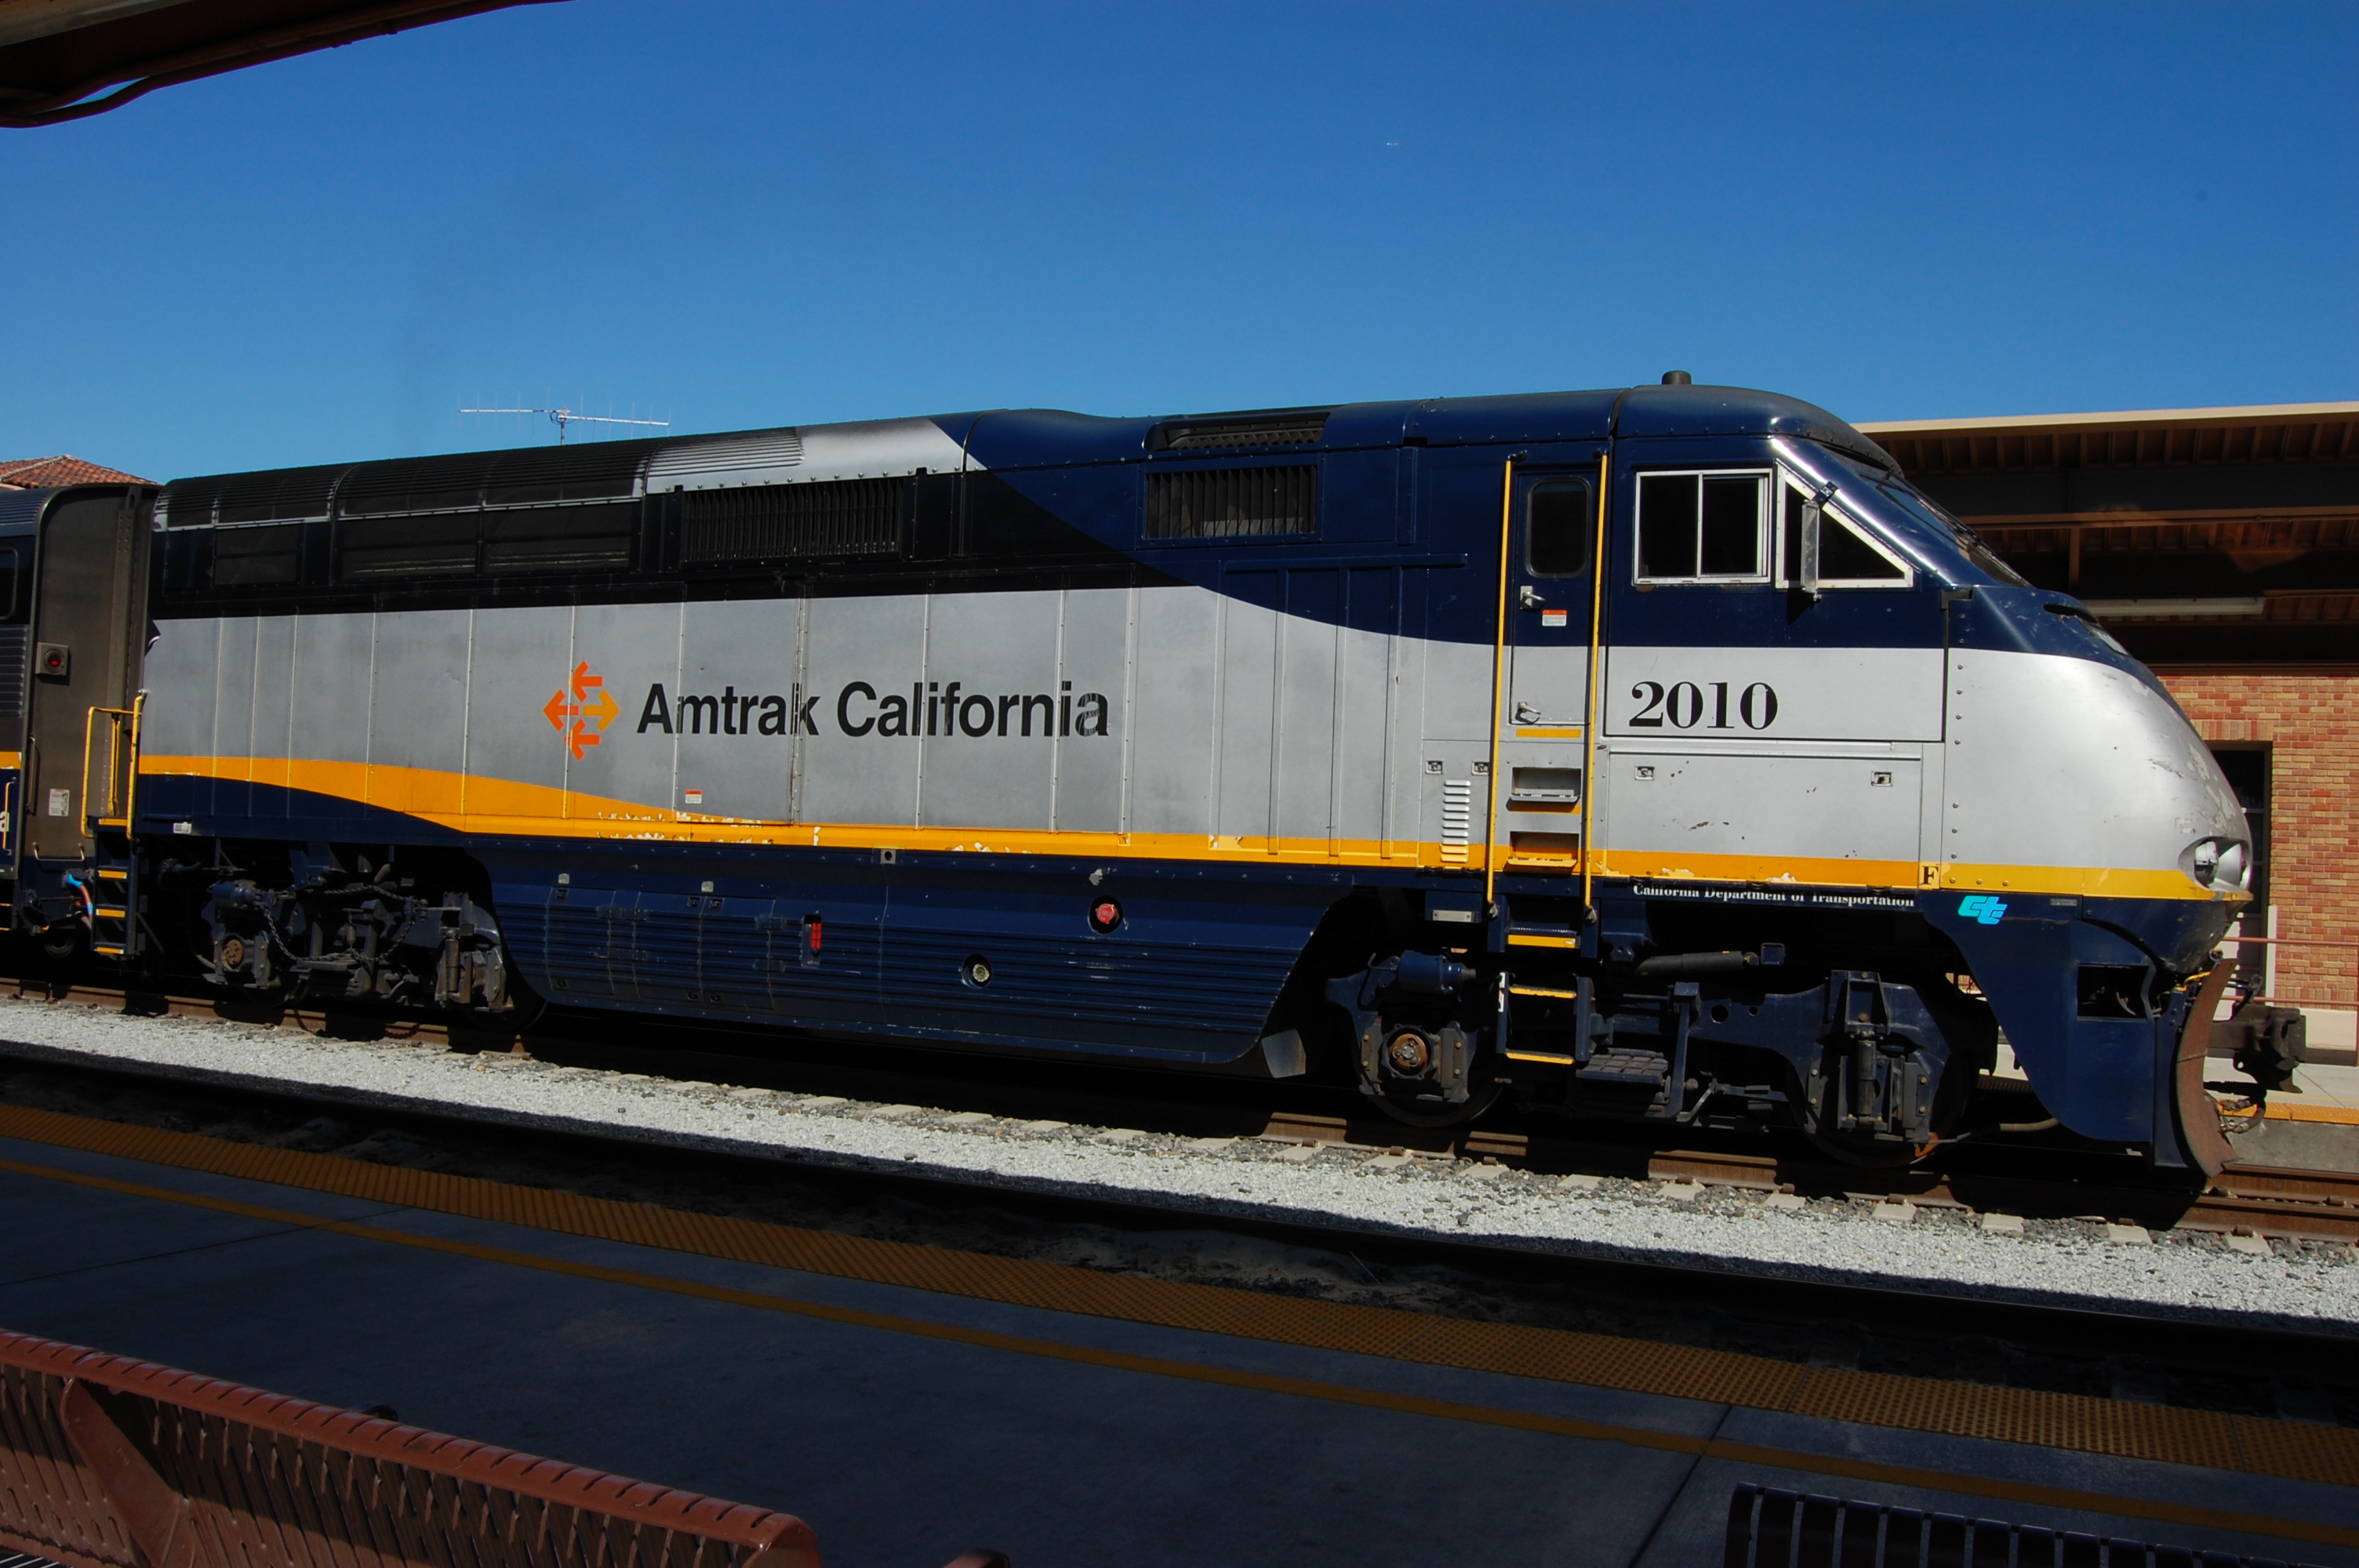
[{"x1": 158, "y1": 383, "x2": 1896, "y2": 524}]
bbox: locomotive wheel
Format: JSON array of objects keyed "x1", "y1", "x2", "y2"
[
  {"x1": 1802, "y1": 1047, "x2": 1975, "y2": 1167},
  {"x1": 494, "y1": 975, "x2": 551, "y2": 1032},
  {"x1": 1370, "y1": 1077, "x2": 1503, "y2": 1128}
]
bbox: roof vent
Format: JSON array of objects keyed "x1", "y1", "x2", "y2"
[
  {"x1": 1153, "y1": 412, "x2": 1329, "y2": 452},
  {"x1": 1661, "y1": 371, "x2": 1693, "y2": 387},
  {"x1": 647, "y1": 428, "x2": 805, "y2": 485}
]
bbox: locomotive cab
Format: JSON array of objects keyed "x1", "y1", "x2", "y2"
[{"x1": 1387, "y1": 399, "x2": 2243, "y2": 1169}]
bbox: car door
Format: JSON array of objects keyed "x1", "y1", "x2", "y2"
[
  {"x1": 1495, "y1": 465, "x2": 1600, "y2": 870},
  {"x1": 24, "y1": 488, "x2": 148, "y2": 867}
]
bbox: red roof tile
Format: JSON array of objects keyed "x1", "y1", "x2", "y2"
[{"x1": 0, "y1": 456, "x2": 154, "y2": 489}]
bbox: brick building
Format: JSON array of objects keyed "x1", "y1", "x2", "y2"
[{"x1": 1861, "y1": 402, "x2": 2359, "y2": 1019}]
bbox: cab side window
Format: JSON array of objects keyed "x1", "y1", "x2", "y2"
[
  {"x1": 1779, "y1": 479, "x2": 1910, "y2": 586},
  {"x1": 1636, "y1": 471, "x2": 1768, "y2": 583},
  {"x1": 0, "y1": 549, "x2": 19, "y2": 623},
  {"x1": 1525, "y1": 478, "x2": 1592, "y2": 576}
]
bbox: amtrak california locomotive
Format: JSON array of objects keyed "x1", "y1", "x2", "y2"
[{"x1": 0, "y1": 382, "x2": 2254, "y2": 1171}]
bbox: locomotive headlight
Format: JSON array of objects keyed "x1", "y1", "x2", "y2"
[{"x1": 2182, "y1": 837, "x2": 2252, "y2": 892}]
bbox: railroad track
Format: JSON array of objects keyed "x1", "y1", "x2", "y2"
[{"x1": 13, "y1": 975, "x2": 2359, "y2": 1246}]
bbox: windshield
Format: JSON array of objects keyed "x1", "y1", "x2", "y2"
[
  {"x1": 1870, "y1": 476, "x2": 2030, "y2": 588},
  {"x1": 1779, "y1": 441, "x2": 2026, "y2": 590}
]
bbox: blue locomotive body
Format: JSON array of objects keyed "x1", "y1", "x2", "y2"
[{"x1": 20, "y1": 383, "x2": 2247, "y2": 1170}]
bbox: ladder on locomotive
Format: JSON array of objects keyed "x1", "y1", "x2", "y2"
[{"x1": 79, "y1": 694, "x2": 144, "y2": 960}]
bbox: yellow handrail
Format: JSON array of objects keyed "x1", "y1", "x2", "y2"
[
  {"x1": 81, "y1": 694, "x2": 143, "y2": 831},
  {"x1": 79, "y1": 704, "x2": 104, "y2": 826},
  {"x1": 1581, "y1": 449, "x2": 1610, "y2": 917},
  {"x1": 121, "y1": 690, "x2": 144, "y2": 829},
  {"x1": 1483, "y1": 458, "x2": 1516, "y2": 912}
]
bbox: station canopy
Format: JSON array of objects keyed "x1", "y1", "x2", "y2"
[
  {"x1": 1860, "y1": 402, "x2": 2359, "y2": 666},
  {"x1": 0, "y1": 0, "x2": 555, "y2": 126}
]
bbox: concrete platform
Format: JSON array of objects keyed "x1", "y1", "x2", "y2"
[
  {"x1": 0, "y1": 1112, "x2": 2352, "y2": 1568},
  {"x1": 6, "y1": 999, "x2": 2356, "y2": 1335}
]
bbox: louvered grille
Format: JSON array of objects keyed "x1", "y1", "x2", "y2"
[
  {"x1": 647, "y1": 428, "x2": 804, "y2": 483},
  {"x1": 485, "y1": 502, "x2": 635, "y2": 572},
  {"x1": 680, "y1": 479, "x2": 902, "y2": 563},
  {"x1": 482, "y1": 444, "x2": 649, "y2": 506},
  {"x1": 162, "y1": 463, "x2": 347, "y2": 528},
  {"x1": 1438, "y1": 778, "x2": 1472, "y2": 865},
  {"x1": 1156, "y1": 413, "x2": 1329, "y2": 450},
  {"x1": 336, "y1": 453, "x2": 495, "y2": 516},
  {"x1": 0, "y1": 627, "x2": 25, "y2": 728},
  {"x1": 214, "y1": 523, "x2": 304, "y2": 586},
  {"x1": 339, "y1": 514, "x2": 478, "y2": 579},
  {"x1": 1145, "y1": 467, "x2": 1317, "y2": 539}
]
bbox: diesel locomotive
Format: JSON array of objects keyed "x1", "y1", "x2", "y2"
[{"x1": 0, "y1": 381, "x2": 2255, "y2": 1171}]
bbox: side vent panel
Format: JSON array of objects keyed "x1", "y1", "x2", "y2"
[
  {"x1": 214, "y1": 522, "x2": 305, "y2": 586},
  {"x1": 647, "y1": 428, "x2": 805, "y2": 485},
  {"x1": 1146, "y1": 467, "x2": 1317, "y2": 540},
  {"x1": 681, "y1": 477, "x2": 903, "y2": 564},
  {"x1": 0, "y1": 626, "x2": 25, "y2": 728}
]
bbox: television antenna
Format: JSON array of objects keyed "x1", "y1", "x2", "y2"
[{"x1": 458, "y1": 404, "x2": 672, "y2": 444}]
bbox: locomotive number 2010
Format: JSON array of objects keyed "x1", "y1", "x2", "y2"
[{"x1": 1627, "y1": 680, "x2": 1779, "y2": 731}]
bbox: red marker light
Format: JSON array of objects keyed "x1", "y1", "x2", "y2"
[{"x1": 1089, "y1": 898, "x2": 1121, "y2": 933}]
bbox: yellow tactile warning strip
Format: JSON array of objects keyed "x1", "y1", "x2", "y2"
[
  {"x1": 2212, "y1": 1091, "x2": 2359, "y2": 1127},
  {"x1": 2255, "y1": 1102, "x2": 2359, "y2": 1127},
  {"x1": 0, "y1": 1104, "x2": 2354, "y2": 1546}
]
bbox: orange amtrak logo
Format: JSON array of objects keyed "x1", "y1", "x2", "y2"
[{"x1": 544, "y1": 662, "x2": 620, "y2": 759}]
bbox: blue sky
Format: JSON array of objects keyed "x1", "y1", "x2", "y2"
[{"x1": 5, "y1": 2, "x2": 2354, "y2": 481}]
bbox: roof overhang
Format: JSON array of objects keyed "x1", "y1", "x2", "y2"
[
  {"x1": 1863, "y1": 401, "x2": 2359, "y2": 667},
  {"x1": 0, "y1": 0, "x2": 560, "y2": 126},
  {"x1": 1856, "y1": 400, "x2": 2359, "y2": 439},
  {"x1": 1859, "y1": 400, "x2": 2359, "y2": 528}
]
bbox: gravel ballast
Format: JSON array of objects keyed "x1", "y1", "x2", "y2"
[{"x1": 3, "y1": 997, "x2": 2354, "y2": 1334}]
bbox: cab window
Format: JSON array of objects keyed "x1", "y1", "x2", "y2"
[
  {"x1": 1779, "y1": 479, "x2": 1911, "y2": 586},
  {"x1": 1525, "y1": 478, "x2": 1591, "y2": 576},
  {"x1": 1636, "y1": 471, "x2": 1768, "y2": 583}
]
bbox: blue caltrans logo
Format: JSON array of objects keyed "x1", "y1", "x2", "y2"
[{"x1": 1958, "y1": 895, "x2": 2009, "y2": 925}]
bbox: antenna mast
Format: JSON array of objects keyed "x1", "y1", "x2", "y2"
[{"x1": 458, "y1": 405, "x2": 671, "y2": 444}]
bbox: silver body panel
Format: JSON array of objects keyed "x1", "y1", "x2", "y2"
[
  {"x1": 1944, "y1": 648, "x2": 2242, "y2": 875},
  {"x1": 141, "y1": 591, "x2": 2243, "y2": 897},
  {"x1": 144, "y1": 585, "x2": 1448, "y2": 856}
]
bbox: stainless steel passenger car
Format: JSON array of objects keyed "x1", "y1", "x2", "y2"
[{"x1": 21, "y1": 383, "x2": 2256, "y2": 1171}]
